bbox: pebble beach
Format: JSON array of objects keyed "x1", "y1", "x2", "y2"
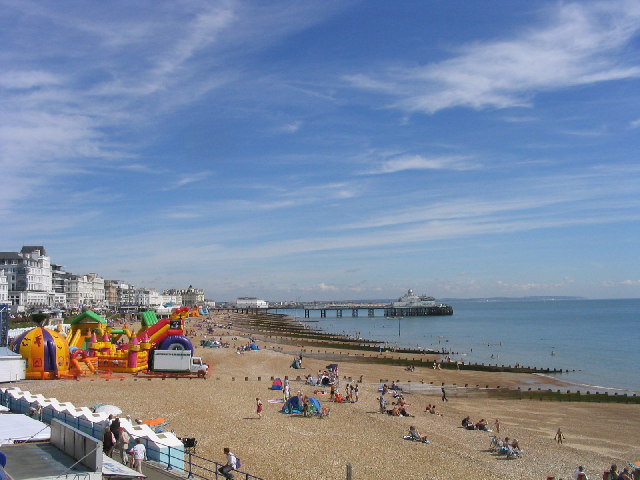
[{"x1": 12, "y1": 311, "x2": 640, "y2": 480}]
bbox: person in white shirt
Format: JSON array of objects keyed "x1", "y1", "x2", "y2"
[
  {"x1": 132, "y1": 438, "x2": 146, "y2": 474},
  {"x1": 218, "y1": 447, "x2": 237, "y2": 479}
]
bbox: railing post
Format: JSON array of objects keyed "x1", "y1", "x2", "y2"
[{"x1": 346, "y1": 463, "x2": 353, "y2": 480}]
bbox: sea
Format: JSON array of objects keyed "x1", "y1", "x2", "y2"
[{"x1": 269, "y1": 299, "x2": 640, "y2": 393}]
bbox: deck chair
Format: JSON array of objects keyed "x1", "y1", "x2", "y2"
[
  {"x1": 506, "y1": 446, "x2": 523, "y2": 459},
  {"x1": 488, "y1": 435, "x2": 501, "y2": 452}
]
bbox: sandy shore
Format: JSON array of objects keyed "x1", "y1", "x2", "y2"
[{"x1": 12, "y1": 312, "x2": 640, "y2": 480}]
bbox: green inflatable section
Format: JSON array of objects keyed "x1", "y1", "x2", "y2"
[
  {"x1": 140, "y1": 310, "x2": 159, "y2": 327},
  {"x1": 69, "y1": 310, "x2": 107, "y2": 325}
]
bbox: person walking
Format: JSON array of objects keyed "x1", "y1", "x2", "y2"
[
  {"x1": 256, "y1": 398, "x2": 263, "y2": 419},
  {"x1": 132, "y1": 438, "x2": 146, "y2": 474},
  {"x1": 554, "y1": 428, "x2": 565, "y2": 444},
  {"x1": 109, "y1": 416, "x2": 121, "y2": 442},
  {"x1": 441, "y1": 387, "x2": 448, "y2": 402},
  {"x1": 115, "y1": 427, "x2": 130, "y2": 465},
  {"x1": 102, "y1": 426, "x2": 115, "y2": 458}
]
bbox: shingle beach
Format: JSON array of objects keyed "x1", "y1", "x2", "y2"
[{"x1": 13, "y1": 311, "x2": 640, "y2": 480}]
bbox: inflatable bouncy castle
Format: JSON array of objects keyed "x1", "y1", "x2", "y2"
[{"x1": 11, "y1": 326, "x2": 70, "y2": 379}]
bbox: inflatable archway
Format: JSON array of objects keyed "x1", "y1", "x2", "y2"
[{"x1": 158, "y1": 335, "x2": 194, "y2": 354}]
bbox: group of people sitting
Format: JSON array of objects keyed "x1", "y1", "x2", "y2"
[
  {"x1": 199, "y1": 337, "x2": 230, "y2": 348},
  {"x1": 461, "y1": 416, "x2": 491, "y2": 431},
  {"x1": 388, "y1": 396, "x2": 414, "y2": 417},
  {"x1": 305, "y1": 369, "x2": 338, "y2": 387},
  {"x1": 602, "y1": 464, "x2": 637, "y2": 480},
  {"x1": 489, "y1": 436, "x2": 523, "y2": 459}
]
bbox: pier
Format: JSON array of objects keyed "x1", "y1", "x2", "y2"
[{"x1": 300, "y1": 303, "x2": 453, "y2": 318}]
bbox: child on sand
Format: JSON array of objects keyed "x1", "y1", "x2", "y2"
[{"x1": 256, "y1": 398, "x2": 263, "y2": 419}]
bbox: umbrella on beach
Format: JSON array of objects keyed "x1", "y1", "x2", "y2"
[{"x1": 94, "y1": 404, "x2": 122, "y2": 416}]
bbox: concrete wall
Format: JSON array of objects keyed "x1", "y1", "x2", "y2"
[{"x1": 50, "y1": 418, "x2": 103, "y2": 472}]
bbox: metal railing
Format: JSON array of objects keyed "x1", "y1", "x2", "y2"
[{"x1": 0, "y1": 390, "x2": 264, "y2": 479}]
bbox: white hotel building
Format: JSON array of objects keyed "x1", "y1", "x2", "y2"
[
  {"x1": 0, "y1": 269, "x2": 8, "y2": 304},
  {"x1": 0, "y1": 246, "x2": 65, "y2": 309}
]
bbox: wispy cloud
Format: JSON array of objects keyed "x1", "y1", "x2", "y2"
[
  {"x1": 163, "y1": 171, "x2": 213, "y2": 191},
  {"x1": 0, "y1": 70, "x2": 64, "y2": 89},
  {"x1": 0, "y1": 2, "x2": 338, "y2": 219},
  {"x1": 630, "y1": 118, "x2": 640, "y2": 128},
  {"x1": 281, "y1": 121, "x2": 303, "y2": 133},
  {"x1": 345, "y1": 1, "x2": 640, "y2": 113},
  {"x1": 365, "y1": 154, "x2": 479, "y2": 174}
]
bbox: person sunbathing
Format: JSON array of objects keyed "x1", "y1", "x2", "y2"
[
  {"x1": 427, "y1": 405, "x2": 442, "y2": 416},
  {"x1": 408, "y1": 426, "x2": 430, "y2": 443},
  {"x1": 398, "y1": 406, "x2": 413, "y2": 417}
]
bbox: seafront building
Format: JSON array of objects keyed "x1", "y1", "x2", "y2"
[
  {"x1": 0, "y1": 245, "x2": 209, "y2": 313},
  {"x1": 164, "y1": 285, "x2": 204, "y2": 305},
  {"x1": 0, "y1": 270, "x2": 8, "y2": 303},
  {"x1": 0, "y1": 246, "x2": 62, "y2": 309}
]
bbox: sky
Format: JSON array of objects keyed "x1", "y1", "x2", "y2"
[{"x1": 2, "y1": 0, "x2": 640, "y2": 301}]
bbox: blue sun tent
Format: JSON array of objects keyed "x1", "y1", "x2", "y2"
[
  {"x1": 271, "y1": 378, "x2": 283, "y2": 390},
  {"x1": 282, "y1": 396, "x2": 321, "y2": 414}
]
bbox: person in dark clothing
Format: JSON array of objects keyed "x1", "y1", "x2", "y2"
[
  {"x1": 110, "y1": 416, "x2": 121, "y2": 441},
  {"x1": 103, "y1": 426, "x2": 115, "y2": 457}
]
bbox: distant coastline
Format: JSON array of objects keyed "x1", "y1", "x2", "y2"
[{"x1": 444, "y1": 296, "x2": 585, "y2": 303}]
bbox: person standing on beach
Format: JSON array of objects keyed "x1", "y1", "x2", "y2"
[
  {"x1": 256, "y1": 398, "x2": 263, "y2": 419},
  {"x1": 379, "y1": 394, "x2": 386, "y2": 414},
  {"x1": 441, "y1": 387, "x2": 448, "y2": 402},
  {"x1": 494, "y1": 419, "x2": 500, "y2": 433},
  {"x1": 554, "y1": 428, "x2": 564, "y2": 444},
  {"x1": 284, "y1": 380, "x2": 290, "y2": 401}
]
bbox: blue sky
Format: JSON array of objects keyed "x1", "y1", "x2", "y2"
[{"x1": 2, "y1": 0, "x2": 640, "y2": 301}]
